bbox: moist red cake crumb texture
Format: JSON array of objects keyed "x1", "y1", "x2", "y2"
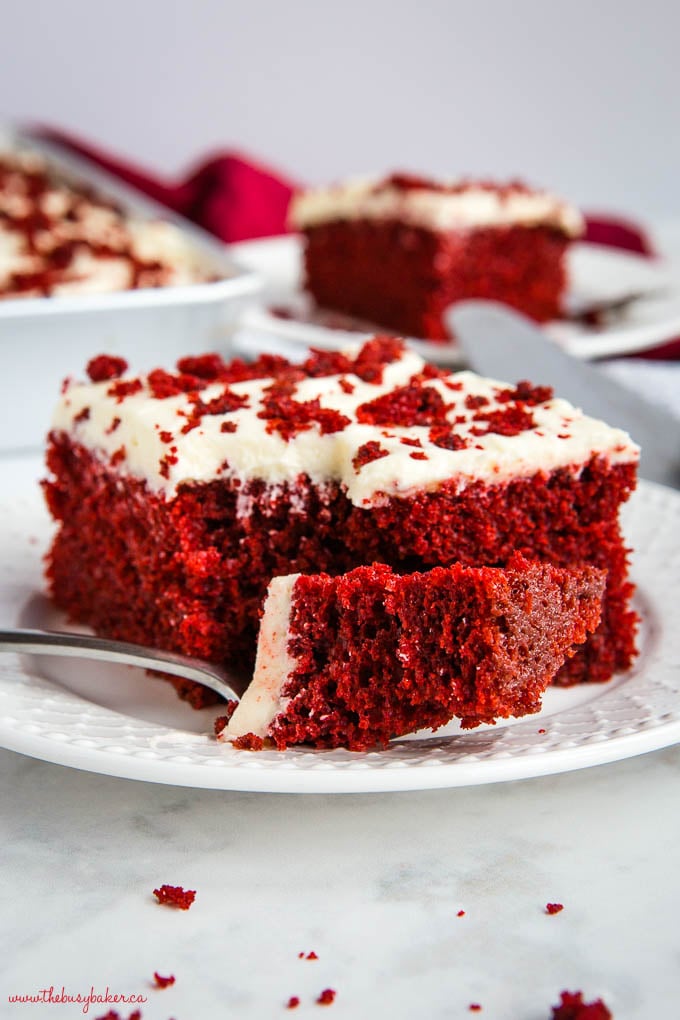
[
  {"x1": 152, "y1": 885, "x2": 196, "y2": 910},
  {"x1": 43, "y1": 337, "x2": 637, "y2": 734},
  {"x1": 228, "y1": 559, "x2": 604, "y2": 750},
  {"x1": 290, "y1": 174, "x2": 583, "y2": 340},
  {"x1": 286, "y1": 996, "x2": 301, "y2": 1009},
  {"x1": 546, "y1": 902, "x2": 565, "y2": 915},
  {"x1": 551, "y1": 990, "x2": 612, "y2": 1020}
]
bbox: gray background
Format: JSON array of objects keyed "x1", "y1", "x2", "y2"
[{"x1": 1, "y1": 0, "x2": 677, "y2": 219}]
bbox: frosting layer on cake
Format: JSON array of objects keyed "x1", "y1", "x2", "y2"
[
  {"x1": 51, "y1": 341, "x2": 638, "y2": 507},
  {"x1": 290, "y1": 176, "x2": 584, "y2": 236}
]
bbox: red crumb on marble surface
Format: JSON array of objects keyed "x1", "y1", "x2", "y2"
[
  {"x1": 316, "y1": 989, "x2": 336, "y2": 1006},
  {"x1": 457, "y1": 910, "x2": 466, "y2": 917},
  {"x1": 286, "y1": 996, "x2": 301, "y2": 1009},
  {"x1": 469, "y1": 1004, "x2": 482, "y2": 1012},
  {"x1": 538, "y1": 728, "x2": 547, "y2": 733},
  {"x1": 306, "y1": 951, "x2": 318, "y2": 960},
  {"x1": 152, "y1": 884, "x2": 196, "y2": 910},
  {"x1": 551, "y1": 990, "x2": 612, "y2": 1019},
  {"x1": 153, "y1": 972, "x2": 175, "y2": 989},
  {"x1": 94, "y1": 1012, "x2": 141, "y2": 1020},
  {"x1": 546, "y1": 902, "x2": 564, "y2": 915}
]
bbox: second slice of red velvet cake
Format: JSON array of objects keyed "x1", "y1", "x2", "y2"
[
  {"x1": 290, "y1": 173, "x2": 584, "y2": 341},
  {"x1": 221, "y1": 560, "x2": 605, "y2": 750}
]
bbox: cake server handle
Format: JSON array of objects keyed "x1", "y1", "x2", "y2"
[{"x1": 0, "y1": 627, "x2": 242, "y2": 702}]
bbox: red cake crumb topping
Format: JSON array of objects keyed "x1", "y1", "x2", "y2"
[
  {"x1": 400, "y1": 436, "x2": 422, "y2": 447},
  {"x1": 110, "y1": 446, "x2": 126, "y2": 467},
  {"x1": 339, "y1": 378, "x2": 355, "y2": 394},
  {"x1": 428, "y1": 425, "x2": 469, "y2": 451},
  {"x1": 551, "y1": 990, "x2": 612, "y2": 1019},
  {"x1": 147, "y1": 368, "x2": 206, "y2": 399},
  {"x1": 158, "y1": 430, "x2": 173, "y2": 444},
  {"x1": 232, "y1": 732, "x2": 265, "y2": 750},
  {"x1": 357, "y1": 380, "x2": 451, "y2": 427},
  {"x1": 286, "y1": 996, "x2": 301, "y2": 1009},
  {"x1": 546, "y1": 902, "x2": 564, "y2": 915},
  {"x1": 457, "y1": 910, "x2": 466, "y2": 917},
  {"x1": 498, "y1": 380, "x2": 554, "y2": 405},
  {"x1": 469, "y1": 1005, "x2": 482, "y2": 1013},
  {"x1": 306, "y1": 951, "x2": 318, "y2": 960},
  {"x1": 153, "y1": 884, "x2": 196, "y2": 910},
  {"x1": 410, "y1": 451, "x2": 428, "y2": 460},
  {"x1": 465, "y1": 394, "x2": 489, "y2": 410},
  {"x1": 73, "y1": 406, "x2": 90, "y2": 423},
  {"x1": 471, "y1": 405, "x2": 536, "y2": 437},
  {"x1": 86, "y1": 354, "x2": 129, "y2": 382},
  {"x1": 352, "y1": 440, "x2": 389, "y2": 472},
  {"x1": 258, "y1": 378, "x2": 350, "y2": 441},
  {"x1": 153, "y1": 972, "x2": 175, "y2": 989},
  {"x1": 176, "y1": 353, "x2": 225, "y2": 379},
  {"x1": 220, "y1": 421, "x2": 237, "y2": 433},
  {"x1": 316, "y1": 989, "x2": 336, "y2": 1006},
  {"x1": 105, "y1": 416, "x2": 121, "y2": 434},
  {"x1": 107, "y1": 378, "x2": 143, "y2": 402}
]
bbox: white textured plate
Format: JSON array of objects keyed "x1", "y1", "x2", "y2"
[
  {"x1": 0, "y1": 454, "x2": 679, "y2": 793},
  {"x1": 228, "y1": 235, "x2": 680, "y2": 365}
]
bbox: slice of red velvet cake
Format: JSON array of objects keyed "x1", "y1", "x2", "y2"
[
  {"x1": 44, "y1": 336, "x2": 638, "y2": 717},
  {"x1": 220, "y1": 560, "x2": 605, "y2": 750},
  {"x1": 290, "y1": 173, "x2": 583, "y2": 340}
]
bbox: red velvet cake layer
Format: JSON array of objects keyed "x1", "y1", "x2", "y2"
[
  {"x1": 248, "y1": 560, "x2": 605, "y2": 750},
  {"x1": 44, "y1": 435, "x2": 636, "y2": 709},
  {"x1": 301, "y1": 221, "x2": 570, "y2": 341}
]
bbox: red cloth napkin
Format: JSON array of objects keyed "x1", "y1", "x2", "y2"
[
  {"x1": 32, "y1": 127, "x2": 298, "y2": 244},
  {"x1": 29, "y1": 128, "x2": 679, "y2": 357}
]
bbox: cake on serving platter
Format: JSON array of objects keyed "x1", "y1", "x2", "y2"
[
  {"x1": 220, "y1": 560, "x2": 605, "y2": 751},
  {"x1": 289, "y1": 174, "x2": 584, "y2": 341},
  {"x1": 0, "y1": 148, "x2": 210, "y2": 298},
  {"x1": 43, "y1": 336, "x2": 638, "y2": 742}
]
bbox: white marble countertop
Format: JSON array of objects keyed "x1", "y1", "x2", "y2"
[
  {"x1": 3, "y1": 227, "x2": 680, "y2": 1020},
  {"x1": 3, "y1": 742, "x2": 680, "y2": 1019}
]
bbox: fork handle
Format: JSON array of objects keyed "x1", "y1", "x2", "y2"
[{"x1": 0, "y1": 628, "x2": 241, "y2": 702}]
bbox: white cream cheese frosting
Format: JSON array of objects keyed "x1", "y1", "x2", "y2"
[
  {"x1": 51, "y1": 343, "x2": 639, "y2": 508},
  {"x1": 222, "y1": 573, "x2": 300, "y2": 742},
  {"x1": 289, "y1": 176, "x2": 584, "y2": 237}
]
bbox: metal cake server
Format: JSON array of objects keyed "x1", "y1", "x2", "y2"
[
  {"x1": 448, "y1": 301, "x2": 680, "y2": 489},
  {"x1": 0, "y1": 628, "x2": 243, "y2": 702}
]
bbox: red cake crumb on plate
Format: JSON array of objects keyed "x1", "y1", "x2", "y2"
[
  {"x1": 290, "y1": 174, "x2": 583, "y2": 341},
  {"x1": 546, "y1": 902, "x2": 565, "y2": 915},
  {"x1": 222, "y1": 558, "x2": 605, "y2": 750},
  {"x1": 316, "y1": 988, "x2": 336, "y2": 1006}
]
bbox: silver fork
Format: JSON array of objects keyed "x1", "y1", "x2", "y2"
[{"x1": 0, "y1": 628, "x2": 242, "y2": 702}]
